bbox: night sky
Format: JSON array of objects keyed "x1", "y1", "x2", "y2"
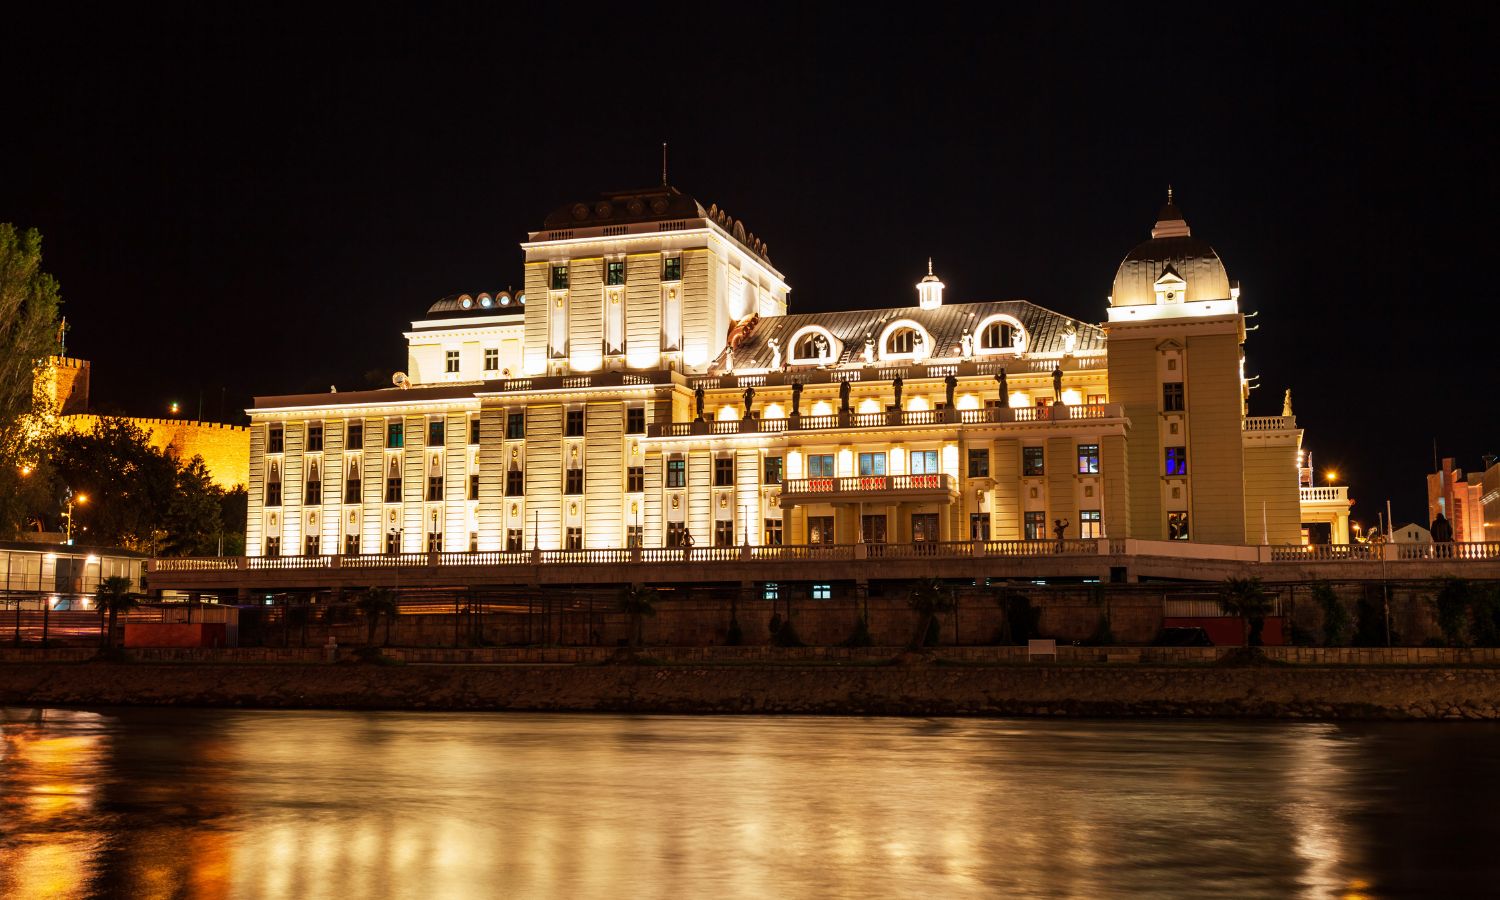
[{"x1": 5, "y1": 7, "x2": 1495, "y2": 528}]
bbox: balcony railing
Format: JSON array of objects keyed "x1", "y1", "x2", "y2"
[
  {"x1": 1244, "y1": 415, "x2": 1297, "y2": 432},
  {"x1": 647, "y1": 404, "x2": 1123, "y2": 437},
  {"x1": 781, "y1": 473, "x2": 955, "y2": 496},
  {"x1": 1299, "y1": 486, "x2": 1349, "y2": 503}
]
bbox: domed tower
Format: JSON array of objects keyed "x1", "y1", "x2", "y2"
[{"x1": 1103, "y1": 191, "x2": 1291, "y2": 546}]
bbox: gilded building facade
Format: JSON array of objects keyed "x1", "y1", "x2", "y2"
[{"x1": 243, "y1": 186, "x2": 1304, "y2": 558}]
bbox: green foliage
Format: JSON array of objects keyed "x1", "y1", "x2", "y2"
[
  {"x1": 618, "y1": 585, "x2": 660, "y2": 647},
  {"x1": 1218, "y1": 577, "x2": 1273, "y2": 647},
  {"x1": 906, "y1": 578, "x2": 956, "y2": 651},
  {"x1": 1311, "y1": 582, "x2": 1351, "y2": 647},
  {"x1": 355, "y1": 587, "x2": 399, "y2": 646},
  {"x1": 93, "y1": 575, "x2": 138, "y2": 650},
  {"x1": 995, "y1": 590, "x2": 1040, "y2": 645},
  {"x1": 1469, "y1": 586, "x2": 1500, "y2": 647},
  {"x1": 0, "y1": 224, "x2": 64, "y2": 538},
  {"x1": 1431, "y1": 579, "x2": 1473, "y2": 648},
  {"x1": 1352, "y1": 589, "x2": 1389, "y2": 647}
]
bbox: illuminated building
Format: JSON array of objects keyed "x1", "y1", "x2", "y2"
[
  {"x1": 1428, "y1": 456, "x2": 1494, "y2": 542},
  {"x1": 240, "y1": 185, "x2": 1304, "y2": 558}
]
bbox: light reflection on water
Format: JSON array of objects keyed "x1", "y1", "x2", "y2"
[{"x1": 3, "y1": 708, "x2": 1500, "y2": 898}]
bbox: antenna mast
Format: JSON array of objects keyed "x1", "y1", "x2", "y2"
[{"x1": 662, "y1": 142, "x2": 668, "y2": 185}]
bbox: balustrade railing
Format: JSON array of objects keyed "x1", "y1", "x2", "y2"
[
  {"x1": 647, "y1": 404, "x2": 1123, "y2": 437},
  {"x1": 781, "y1": 473, "x2": 953, "y2": 495}
]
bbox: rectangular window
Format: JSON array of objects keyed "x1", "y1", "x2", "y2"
[
  {"x1": 565, "y1": 467, "x2": 584, "y2": 494},
  {"x1": 345, "y1": 475, "x2": 362, "y2": 504},
  {"x1": 763, "y1": 582, "x2": 780, "y2": 601},
  {"x1": 305, "y1": 478, "x2": 321, "y2": 505},
  {"x1": 565, "y1": 527, "x2": 583, "y2": 551},
  {"x1": 427, "y1": 474, "x2": 444, "y2": 501},
  {"x1": 1024, "y1": 511, "x2": 1047, "y2": 540},
  {"x1": 445, "y1": 350, "x2": 460, "y2": 374},
  {"x1": 858, "y1": 452, "x2": 887, "y2": 476},
  {"x1": 429, "y1": 420, "x2": 445, "y2": 446},
  {"x1": 506, "y1": 528, "x2": 524, "y2": 552},
  {"x1": 666, "y1": 458, "x2": 686, "y2": 488},
  {"x1": 307, "y1": 424, "x2": 323, "y2": 453},
  {"x1": 566, "y1": 409, "x2": 585, "y2": 437},
  {"x1": 265, "y1": 536, "x2": 281, "y2": 557},
  {"x1": 385, "y1": 473, "x2": 402, "y2": 503},
  {"x1": 606, "y1": 260, "x2": 625, "y2": 285},
  {"x1": 1163, "y1": 382, "x2": 1185, "y2": 412},
  {"x1": 666, "y1": 522, "x2": 688, "y2": 547},
  {"x1": 970, "y1": 513, "x2": 991, "y2": 541},
  {"x1": 1165, "y1": 446, "x2": 1188, "y2": 476},
  {"x1": 347, "y1": 422, "x2": 363, "y2": 450},
  {"x1": 764, "y1": 518, "x2": 783, "y2": 545},
  {"x1": 506, "y1": 411, "x2": 525, "y2": 440},
  {"x1": 626, "y1": 525, "x2": 643, "y2": 548},
  {"x1": 1035, "y1": 396, "x2": 1052, "y2": 409},
  {"x1": 968, "y1": 448, "x2": 990, "y2": 478},
  {"x1": 663, "y1": 257, "x2": 681, "y2": 281},
  {"x1": 387, "y1": 422, "x2": 404, "y2": 449},
  {"x1": 305, "y1": 534, "x2": 319, "y2": 557},
  {"x1": 469, "y1": 418, "x2": 481, "y2": 445},
  {"x1": 861, "y1": 515, "x2": 887, "y2": 543},
  {"x1": 427, "y1": 531, "x2": 443, "y2": 552},
  {"x1": 625, "y1": 407, "x2": 646, "y2": 434},
  {"x1": 344, "y1": 534, "x2": 360, "y2": 555},
  {"x1": 266, "y1": 482, "x2": 282, "y2": 506},
  {"x1": 1087, "y1": 393, "x2": 1107, "y2": 406},
  {"x1": 764, "y1": 456, "x2": 783, "y2": 485},
  {"x1": 505, "y1": 468, "x2": 524, "y2": 496},
  {"x1": 384, "y1": 531, "x2": 400, "y2": 554},
  {"x1": 484, "y1": 348, "x2": 499, "y2": 371},
  {"x1": 808, "y1": 515, "x2": 835, "y2": 544},
  {"x1": 714, "y1": 456, "x2": 735, "y2": 486},
  {"x1": 550, "y1": 264, "x2": 569, "y2": 290},
  {"x1": 1080, "y1": 509, "x2": 1103, "y2": 539},
  {"x1": 1023, "y1": 446, "x2": 1045, "y2": 476},
  {"x1": 469, "y1": 532, "x2": 478, "y2": 553},
  {"x1": 812, "y1": 583, "x2": 832, "y2": 601},
  {"x1": 626, "y1": 466, "x2": 644, "y2": 493},
  {"x1": 268, "y1": 424, "x2": 283, "y2": 454},
  {"x1": 1077, "y1": 443, "x2": 1100, "y2": 475},
  {"x1": 469, "y1": 473, "x2": 479, "y2": 501},
  {"x1": 1168, "y1": 511, "x2": 1190, "y2": 541},
  {"x1": 910, "y1": 450, "x2": 939, "y2": 474},
  {"x1": 714, "y1": 521, "x2": 734, "y2": 547},
  {"x1": 808, "y1": 454, "x2": 836, "y2": 478}
]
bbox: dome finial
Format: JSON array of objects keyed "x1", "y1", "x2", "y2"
[
  {"x1": 927, "y1": 257, "x2": 933, "y2": 276},
  {"x1": 1167, "y1": 184, "x2": 1173, "y2": 205}
]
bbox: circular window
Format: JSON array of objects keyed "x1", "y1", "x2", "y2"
[
  {"x1": 477, "y1": 293, "x2": 492, "y2": 308},
  {"x1": 459, "y1": 296, "x2": 473, "y2": 309},
  {"x1": 517, "y1": 293, "x2": 526, "y2": 306}
]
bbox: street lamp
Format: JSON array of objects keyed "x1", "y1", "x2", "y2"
[
  {"x1": 63, "y1": 492, "x2": 88, "y2": 545},
  {"x1": 1325, "y1": 469, "x2": 1339, "y2": 486}
]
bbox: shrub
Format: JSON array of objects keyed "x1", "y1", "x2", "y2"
[
  {"x1": 1312, "y1": 582, "x2": 1351, "y2": 647},
  {"x1": 1432, "y1": 579, "x2": 1473, "y2": 648},
  {"x1": 996, "y1": 590, "x2": 1040, "y2": 645}
]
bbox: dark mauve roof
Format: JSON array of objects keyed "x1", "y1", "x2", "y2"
[
  {"x1": 424, "y1": 291, "x2": 525, "y2": 318},
  {"x1": 715, "y1": 300, "x2": 1103, "y2": 372},
  {"x1": 541, "y1": 185, "x2": 707, "y2": 230},
  {"x1": 252, "y1": 383, "x2": 481, "y2": 410}
]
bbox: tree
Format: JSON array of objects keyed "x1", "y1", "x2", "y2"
[
  {"x1": 1432, "y1": 578, "x2": 1474, "y2": 648},
  {"x1": 355, "y1": 587, "x2": 399, "y2": 647},
  {"x1": 1218, "y1": 577, "x2": 1274, "y2": 647},
  {"x1": 617, "y1": 585, "x2": 659, "y2": 647},
  {"x1": 1311, "y1": 582, "x2": 1351, "y2": 647},
  {"x1": 94, "y1": 575, "x2": 138, "y2": 650},
  {"x1": 0, "y1": 224, "x2": 64, "y2": 538},
  {"x1": 52, "y1": 418, "x2": 177, "y2": 550},
  {"x1": 906, "y1": 578, "x2": 956, "y2": 651},
  {"x1": 161, "y1": 455, "x2": 224, "y2": 556}
]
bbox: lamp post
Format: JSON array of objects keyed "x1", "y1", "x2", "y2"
[{"x1": 63, "y1": 491, "x2": 88, "y2": 545}]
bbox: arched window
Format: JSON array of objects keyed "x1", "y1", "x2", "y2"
[
  {"x1": 795, "y1": 331, "x2": 831, "y2": 361},
  {"x1": 887, "y1": 327, "x2": 917, "y2": 355},
  {"x1": 979, "y1": 320, "x2": 1014, "y2": 350}
]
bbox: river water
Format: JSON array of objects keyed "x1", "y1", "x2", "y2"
[{"x1": 3, "y1": 709, "x2": 1499, "y2": 898}]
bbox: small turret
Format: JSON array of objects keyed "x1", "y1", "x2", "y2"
[{"x1": 916, "y1": 258, "x2": 944, "y2": 310}]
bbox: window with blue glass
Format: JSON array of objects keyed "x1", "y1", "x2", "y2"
[
  {"x1": 1077, "y1": 443, "x2": 1100, "y2": 474},
  {"x1": 387, "y1": 422, "x2": 403, "y2": 449},
  {"x1": 1165, "y1": 446, "x2": 1188, "y2": 475},
  {"x1": 909, "y1": 450, "x2": 940, "y2": 474},
  {"x1": 808, "y1": 454, "x2": 836, "y2": 477},
  {"x1": 858, "y1": 452, "x2": 887, "y2": 476}
]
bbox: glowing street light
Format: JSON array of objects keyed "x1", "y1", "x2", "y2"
[
  {"x1": 1325, "y1": 469, "x2": 1339, "y2": 485},
  {"x1": 169, "y1": 401, "x2": 181, "y2": 416},
  {"x1": 64, "y1": 491, "x2": 88, "y2": 545}
]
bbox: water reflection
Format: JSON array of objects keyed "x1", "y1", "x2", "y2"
[{"x1": 4, "y1": 709, "x2": 1500, "y2": 898}]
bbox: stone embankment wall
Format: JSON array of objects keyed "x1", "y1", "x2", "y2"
[{"x1": 5, "y1": 661, "x2": 1500, "y2": 719}]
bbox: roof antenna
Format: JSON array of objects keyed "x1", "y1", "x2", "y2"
[
  {"x1": 1167, "y1": 184, "x2": 1174, "y2": 204},
  {"x1": 662, "y1": 142, "x2": 668, "y2": 186}
]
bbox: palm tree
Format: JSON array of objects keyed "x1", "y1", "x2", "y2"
[
  {"x1": 907, "y1": 578, "x2": 957, "y2": 651},
  {"x1": 1218, "y1": 576, "x2": 1274, "y2": 647},
  {"x1": 94, "y1": 576, "x2": 138, "y2": 650},
  {"x1": 355, "y1": 587, "x2": 399, "y2": 647},
  {"x1": 617, "y1": 585, "x2": 660, "y2": 647}
]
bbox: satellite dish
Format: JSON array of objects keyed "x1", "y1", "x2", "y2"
[{"x1": 392, "y1": 372, "x2": 409, "y2": 389}]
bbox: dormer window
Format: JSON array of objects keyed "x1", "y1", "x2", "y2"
[
  {"x1": 550, "y1": 265, "x2": 569, "y2": 290},
  {"x1": 1154, "y1": 268, "x2": 1187, "y2": 305},
  {"x1": 888, "y1": 328, "x2": 917, "y2": 355},
  {"x1": 980, "y1": 320, "x2": 1014, "y2": 350},
  {"x1": 796, "y1": 332, "x2": 831, "y2": 361},
  {"x1": 878, "y1": 319, "x2": 932, "y2": 361}
]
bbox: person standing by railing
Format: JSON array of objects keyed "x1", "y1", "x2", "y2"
[{"x1": 1053, "y1": 518, "x2": 1070, "y2": 554}]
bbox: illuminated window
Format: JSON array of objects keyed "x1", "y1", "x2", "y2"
[
  {"x1": 1023, "y1": 447, "x2": 1045, "y2": 476},
  {"x1": 666, "y1": 458, "x2": 686, "y2": 488},
  {"x1": 714, "y1": 456, "x2": 735, "y2": 486},
  {"x1": 1163, "y1": 382, "x2": 1185, "y2": 412},
  {"x1": 1165, "y1": 447, "x2": 1188, "y2": 476},
  {"x1": 307, "y1": 423, "x2": 323, "y2": 452},
  {"x1": 910, "y1": 449, "x2": 939, "y2": 474},
  {"x1": 606, "y1": 260, "x2": 625, "y2": 285},
  {"x1": 764, "y1": 519, "x2": 783, "y2": 545},
  {"x1": 445, "y1": 351, "x2": 460, "y2": 373},
  {"x1": 1077, "y1": 444, "x2": 1100, "y2": 474},
  {"x1": 763, "y1": 582, "x2": 780, "y2": 600},
  {"x1": 968, "y1": 449, "x2": 990, "y2": 478},
  {"x1": 506, "y1": 528, "x2": 524, "y2": 552},
  {"x1": 484, "y1": 348, "x2": 499, "y2": 371},
  {"x1": 626, "y1": 525, "x2": 643, "y2": 548},
  {"x1": 812, "y1": 583, "x2": 832, "y2": 600},
  {"x1": 1024, "y1": 511, "x2": 1046, "y2": 540},
  {"x1": 970, "y1": 514, "x2": 991, "y2": 540},
  {"x1": 626, "y1": 466, "x2": 644, "y2": 493},
  {"x1": 808, "y1": 454, "x2": 835, "y2": 478},
  {"x1": 565, "y1": 527, "x2": 583, "y2": 550},
  {"x1": 1080, "y1": 510, "x2": 1102, "y2": 539},
  {"x1": 344, "y1": 533, "x2": 360, "y2": 555},
  {"x1": 566, "y1": 409, "x2": 585, "y2": 437},
  {"x1": 887, "y1": 327, "x2": 917, "y2": 355},
  {"x1": 663, "y1": 257, "x2": 681, "y2": 281},
  {"x1": 626, "y1": 407, "x2": 646, "y2": 434},
  {"x1": 794, "y1": 331, "x2": 832, "y2": 361},
  {"x1": 506, "y1": 412, "x2": 525, "y2": 440},
  {"x1": 666, "y1": 522, "x2": 688, "y2": 547},
  {"x1": 808, "y1": 516, "x2": 834, "y2": 544},
  {"x1": 979, "y1": 320, "x2": 1015, "y2": 350},
  {"x1": 550, "y1": 265, "x2": 569, "y2": 290},
  {"x1": 714, "y1": 521, "x2": 734, "y2": 547},
  {"x1": 427, "y1": 531, "x2": 443, "y2": 552},
  {"x1": 346, "y1": 422, "x2": 363, "y2": 450},
  {"x1": 265, "y1": 536, "x2": 281, "y2": 557},
  {"x1": 1168, "y1": 512, "x2": 1190, "y2": 540},
  {"x1": 387, "y1": 422, "x2": 404, "y2": 449},
  {"x1": 763, "y1": 456, "x2": 783, "y2": 485},
  {"x1": 268, "y1": 424, "x2": 283, "y2": 454}
]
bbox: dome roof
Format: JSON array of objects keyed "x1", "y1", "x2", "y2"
[{"x1": 1110, "y1": 194, "x2": 1230, "y2": 307}]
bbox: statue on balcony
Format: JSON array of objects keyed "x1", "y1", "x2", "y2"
[
  {"x1": 742, "y1": 385, "x2": 756, "y2": 418},
  {"x1": 944, "y1": 373, "x2": 957, "y2": 409},
  {"x1": 960, "y1": 331, "x2": 973, "y2": 359},
  {"x1": 892, "y1": 374, "x2": 904, "y2": 410},
  {"x1": 694, "y1": 384, "x2": 705, "y2": 421},
  {"x1": 768, "y1": 337, "x2": 782, "y2": 369},
  {"x1": 1283, "y1": 388, "x2": 1294, "y2": 417},
  {"x1": 791, "y1": 381, "x2": 803, "y2": 416},
  {"x1": 996, "y1": 368, "x2": 1010, "y2": 407},
  {"x1": 1062, "y1": 320, "x2": 1078, "y2": 353},
  {"x1": 1052, "y1": 365, "x2": 1064, "y2": 403},
  {"x1": 839, "y1": 378, "x2": 851, "y2": 413}
]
